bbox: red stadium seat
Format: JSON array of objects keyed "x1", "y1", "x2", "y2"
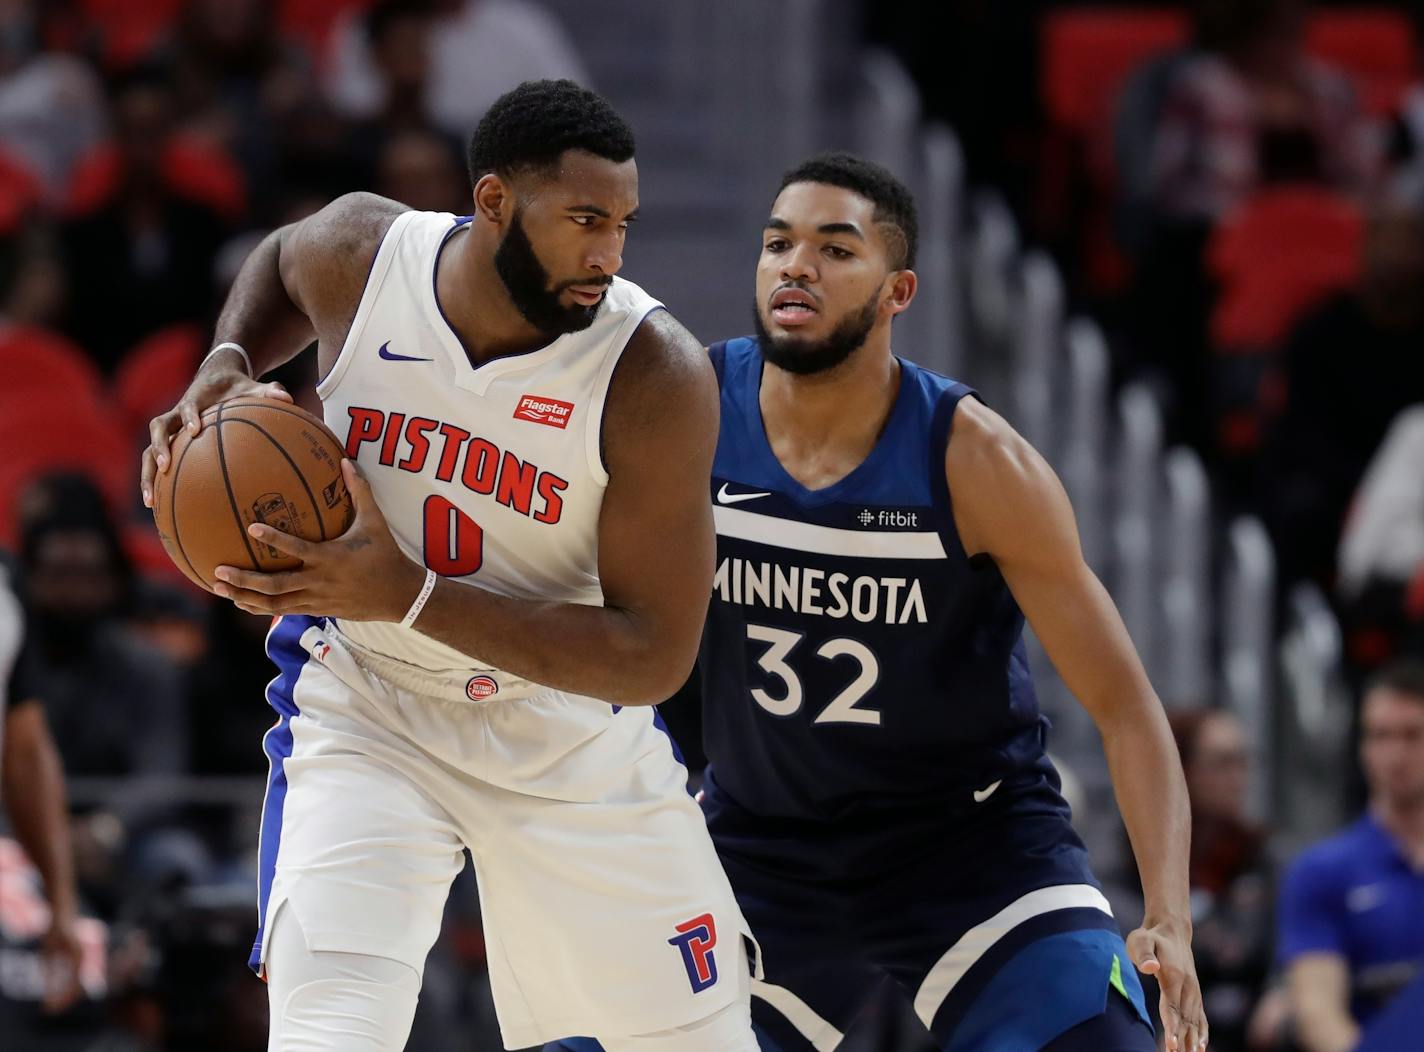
[
  {"x1": 0, "y1": 151, "x2": 42, "y2": 233},
  {"x1": 79, "y1": 0, "x2": 181, "y2": 69},
  {"x1": 64, "y1": 138, "x2": 246, "y2": 222},
  {"x1": 1208, "y1": 186, "x2": 1364, "y2": 351},
  {"x1": 1039, "y1": 9, "x2": 1192, "y2": 293},
  {"x1": 1041, "y1": 8, "x2": 1191, "y2": 137},
  {"x1": 279, "y1": 0, "x2": 373, "y2": 69},
  {"x1": 114, "y1": 324, "x2": 204, "y2": 438},
  {"x1": 1206, "y1": 186, "x2": 1364, "y2": 456},
  {"x1": 1306, "y1": 9, "x2": 1418, "y2": 117},
  {"x1": 0, "y1": 326, "x2": 105, "y2": 411},
  {"x1": 0, "y1": 402, "x2": 132, "y2": 547}
]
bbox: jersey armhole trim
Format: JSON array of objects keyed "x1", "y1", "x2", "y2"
[
  {"x1": 708, "y1": 340, "x2": 728, "y2": 390},
  {"x1": 315, "y1": 211, "x2": 410, "y2": 399},
  {"x1": 929, "y1": 384, "x2": 976, "y2": 565},
  {"x1": 585, "y1": 302, "x2": 667, "y2": 487}
]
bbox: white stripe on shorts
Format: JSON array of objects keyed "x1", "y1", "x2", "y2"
[
  {"x1": 912, "y1": 883, "x2": 1114, "y2": 1028},
  {"x1": 751, "y1": 979, "x2": 845, "y2": 1051}
]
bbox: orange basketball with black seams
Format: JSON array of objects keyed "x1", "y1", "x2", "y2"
[{"x1": 151, "y1": 397, "x2": 355, "y2": 591}]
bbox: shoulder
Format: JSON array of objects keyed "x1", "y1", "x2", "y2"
[
  {"x1": 944, "y1": 395, "x2": 1035, "y2": 481},
  {"x1": 603, "y1": 309, "x2": 719, "y2": 471},
  {"x1": 1285, "y1": 819, "x2": 1378, "y2": 891},
  {"x1": 281, "y1": 192, "x2": 409, "y2": 317},
  {"x1": 286, "y1": 192, "x2": 408, "y2": 264}
]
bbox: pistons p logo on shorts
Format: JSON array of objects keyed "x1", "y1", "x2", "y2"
[{"x1": 668, "y1": 913, "x2": 718, "y2": 993}]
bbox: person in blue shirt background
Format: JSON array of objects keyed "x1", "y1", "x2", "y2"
[{"x1": 1277, "y1": 660, "x2": 1424, "y2": 1052}]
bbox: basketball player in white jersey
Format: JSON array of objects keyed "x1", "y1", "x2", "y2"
[{"x1": 139, "y1": 80, "x2": 759, "y2": 1052}]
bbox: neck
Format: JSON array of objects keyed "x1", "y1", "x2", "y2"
[
  {"x1": 1373, "y1": 794, "x2": 1424, "y2": 862},
  {"x1": 759, "y1": 332, "x2": 900, "y2": 489},
  {"x1": 436, "y1": 222, "x2": 553, "y2": 364}
]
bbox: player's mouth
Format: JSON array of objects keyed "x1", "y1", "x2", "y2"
[
  {"x1": 566, "y1": 284, "x2": 609, "y2": 306},
  {"x1": 769, "y1": 287, "x2": 820, "y2": 327}
]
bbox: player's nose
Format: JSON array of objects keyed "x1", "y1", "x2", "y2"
[
  {"x1": 585, "y1": 235, "x2": 623, "y2": 276},
  {"x1": 780, "y1": 243, "x2": 818, "y2": 283}
]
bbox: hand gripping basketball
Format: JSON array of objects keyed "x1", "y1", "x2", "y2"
[
  {"x1": 140, "y1": 351, "x2": 293, "y2": 508},
  {"x1": 212, "y1": 459, "x2": 427, "y2": 623}
]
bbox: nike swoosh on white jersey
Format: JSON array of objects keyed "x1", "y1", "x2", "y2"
[
  {"x1": 972, "y1": 780, "x2": 1003, "y2": 803},
  {"x1": 717, "y1": 483, "x2": 771, "y2": 505}
]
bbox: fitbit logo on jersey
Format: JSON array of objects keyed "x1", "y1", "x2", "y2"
[
  {"x1": 714, "y1": 557, "x2": 929, "y2": 624},
  {"x1": 668, "y1": 913, "x2": 718, "y2": 994},
  {"x1": 344, "y1": 407, "x2": 568, "y2": 524},
  {"x1": 514, "y1": 395, "x2": 574, "y2": 429}
]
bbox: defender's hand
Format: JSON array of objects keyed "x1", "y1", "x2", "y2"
[
  {"x1": 1129, "y1": 920, "x2": 1208, "y2": 1052},
  {"x1": 213, "y1": 460, "x2": 426, "y2": 622},
  {"x1": 141, "y1": 353, "x2": 292, "y2": 508}
]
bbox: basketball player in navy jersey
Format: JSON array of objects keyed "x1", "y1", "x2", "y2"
[
  {"x1": 547, "y1": 155, "x2": 1207, "y2": 1052},
  {"x1": 141, "y1": 81, "x2": 760, "y2": 1051},
  {"x1": 698, "y1": 153, "x2": 1207, "y2": 1051}
]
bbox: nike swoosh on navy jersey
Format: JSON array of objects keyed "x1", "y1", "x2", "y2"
[
  {"x1": 716, "y1": 483, "x2": 771, "y2": 505},
  {"x1": 972, "y1": 780, "x2": 1003, "y2": 803},
  {"x1": 378, "y1": 341, "x2": 433, "y2": 363}
]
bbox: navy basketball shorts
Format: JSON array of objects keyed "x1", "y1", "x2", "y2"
[{"x1": 699, "y1": 768, "x2": 1154, "y2": 1052}]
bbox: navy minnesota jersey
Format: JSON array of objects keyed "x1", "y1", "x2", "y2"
[{"x1": 701, "y1": 337, "x2": 1048, "y2": 823}]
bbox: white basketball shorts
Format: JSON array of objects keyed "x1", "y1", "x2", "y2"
[{"x1": 251, "y1": 614, "x2": 759, "y2": 1049}]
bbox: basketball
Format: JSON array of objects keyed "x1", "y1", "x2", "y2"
[{"x1": 151, "y1": 398, "x2": 354, "y2": 592}]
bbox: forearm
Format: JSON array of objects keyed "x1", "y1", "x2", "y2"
[
  {"x1": 415, "y1": 578, "x2": 690, "y2": 706},
  {"x1": 1100, "y1": 701, "x2": 1193, "y2": 928},
  {"x1": 211, "y1": 227, "x2": 315, "y2": 377},
  {"x1": 1294, "y1": 1006, "x2": 1360, "y2": 1052},
  {"x1": 3, "y1": 720, "x2": 77, "y2": 921}
]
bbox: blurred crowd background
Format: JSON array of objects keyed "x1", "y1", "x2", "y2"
[{"x1": 1, "y1": 1, "x2": 1423, "y2": 1050}]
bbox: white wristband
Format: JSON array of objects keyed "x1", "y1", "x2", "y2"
[
  {"x1": 204, "y1": 342, "x2": 253, "y2": 377},
  {"x1": 400, "y1": 569, "x2": 439, "y2": 628}
]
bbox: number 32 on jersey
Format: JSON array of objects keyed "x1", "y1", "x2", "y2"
[{"x1": 745, "y1": 624, "x2": 882, "y2": 726}]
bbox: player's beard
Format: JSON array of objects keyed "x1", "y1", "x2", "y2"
[
  {"x1": 494, "y1": 209, "x2": 607, "y2": 337},
  {"x1": 752, "y1": 288, "x2": 880, "y2": 376}
]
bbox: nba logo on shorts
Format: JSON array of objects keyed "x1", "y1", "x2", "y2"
[
  {"x1": 313, "y1": 641, "x2": 331, "y2": 662},
  {"x1": 466, "y1": 675, "x2": 498, "y2": 701},
  {"x1": 667, "y1": 913, "x2": 718, "y2": 993}
]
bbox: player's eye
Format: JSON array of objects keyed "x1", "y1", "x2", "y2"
[
  {"x1": 764, "y1": 239, "x2": 789, "y2": 252},
  {"x1": 825, "y1": 246, "x2": 853, "y2": 259},
  {"x1": 571, "y1": 216, "x2": 596, "y2": 227}
]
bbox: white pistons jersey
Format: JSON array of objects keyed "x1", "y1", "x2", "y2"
[{"x1": 315, "y1": 209, "x2": 661, "y2": 691}]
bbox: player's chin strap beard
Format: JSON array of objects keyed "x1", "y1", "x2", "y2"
[{"x1": 751, "y1": 288, "x2": 880, "y2": 376}]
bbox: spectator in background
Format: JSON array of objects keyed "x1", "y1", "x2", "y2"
[
  {"x1": 0, "y1": 0, "x2": 107, "y2": 204},
  {"x1": 1124, "y1": 0, "x2": 1376, "y2": 450},
  {"x1": 1278, "y1": 661, "x2": 1424, "y2": 1052},
  {"x1": 1110, "y1": 709, "x2": 1284, "y2": 1051},
  {"x1": 326, "y1": 0, "x2": 590, "y2": 137},
  {"x1": 375, "y1": 126, "x2": 469, "y2": 213},
  {"x1": 16, "y1": 475, "x2": 187, "y2": 779},
  {"x1": 1149, "y1": 0, "x2": 1374, "y2": 226},
  {"x1": 59, "y1": 65, "x2": 230, "y2": 373},
  {"x1": 1259, "y1": 181, "x2": 1424, "y2": 588},
  {"x1": 1337, "y1": 406, "x2": 1424, "y2": 665},
  {"x1": 0, "y1": 563, "x2": 85, "y2": 1021},
  {"x1": 164, "y1": 0, "x2": 314, "y2": 211},
  {"x1": 339, "y1": 1, "x2": 468, "y2": 198},
  {"x1": 0, "y1": 218, "x2": 66, "y2": 329}
]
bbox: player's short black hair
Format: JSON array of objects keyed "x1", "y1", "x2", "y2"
[
  {"x1": 1366, "y1": 659, "x2": 1424, "y2": 704},
  {"x1": 777, "y1": 152, "x2": 918, "y2": 270},
  {"x1": 466, "y1": 80, "x2": 635, "y2": 185}
]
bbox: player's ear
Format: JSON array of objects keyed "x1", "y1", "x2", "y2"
[
  {"x1": 473, "y1": 173, "x2": 509, "y2": 225},
  {"x1": 883, "y1": 268, "x2": 917, "y2": 317}
]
